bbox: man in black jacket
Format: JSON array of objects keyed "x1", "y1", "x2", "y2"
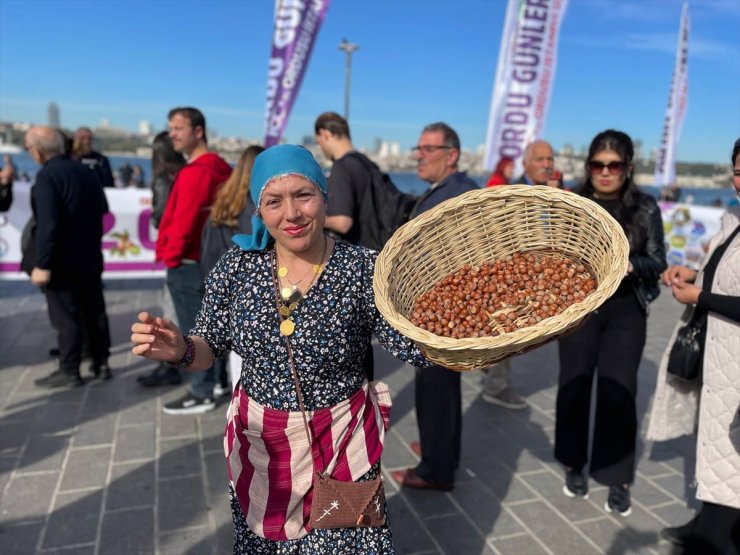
[
  {"x1": 23, "y1": 126, "x2": 112, "y2": 387},
  {"x1": 391, "y1": 122, "x2": 479, "y2": 492},
  {"x1": 73, "y1": 127, "x2": 115, "y2": 188},
  {"x1": 314, "y1": 111, "x2": 378, "y2": 381}
]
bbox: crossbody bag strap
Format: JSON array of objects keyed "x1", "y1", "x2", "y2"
[
  {"x1": 269, "y1": 248, "x2": 368, "y2": 477},
  {"x1": 269, "y1": 249, "x2": 315, "y2": 454},
  {"x1": 690, "y1": 225, "x2": 740, "y2": 324}
]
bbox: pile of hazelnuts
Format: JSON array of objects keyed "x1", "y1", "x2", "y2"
[{"x1": 409, "y1": 251, "x2": 597, "y2": 339}]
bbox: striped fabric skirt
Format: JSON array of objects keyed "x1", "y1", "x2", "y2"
[{"x1": 224, "y1": 380, "x2": 394, "y2": 551}]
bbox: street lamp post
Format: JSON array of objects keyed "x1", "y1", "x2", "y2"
[{"x1": 338, "y1": 38, "x2": 359, "y2": 121}]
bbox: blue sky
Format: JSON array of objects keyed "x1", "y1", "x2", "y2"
[{"x1": 0, "y1": 0, "x2": 738, "y2": 163}]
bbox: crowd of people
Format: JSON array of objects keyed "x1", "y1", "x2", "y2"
[{"x1": 14, "y1": 106, "x2": 739, "y2": 553}]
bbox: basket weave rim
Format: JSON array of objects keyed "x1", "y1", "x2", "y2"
[{"x1": 373, "y1": 185, "x2": 630, "y2": 352}]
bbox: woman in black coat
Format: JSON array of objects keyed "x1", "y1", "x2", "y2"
[{"x1": 554, "y1": 130, "x2": 667, "y2": 517}]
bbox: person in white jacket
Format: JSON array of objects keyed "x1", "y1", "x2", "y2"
[{"x1": 647, "y1": 138, "x2": 740, "y2": 553}]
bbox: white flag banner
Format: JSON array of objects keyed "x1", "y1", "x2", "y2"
[
  {"x1": 0, "y1": 183, "x2": 164, "y2": 280},
  {"x1": 484, "y1": 0, "x2": 569, "y2": 174},
  {"x1": 655, "y1": 2, "x2": 689, "y2": 187}
]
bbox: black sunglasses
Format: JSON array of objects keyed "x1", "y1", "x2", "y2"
[{"x1": 588, "y1": 161, "x2": 626, "y2": 175}]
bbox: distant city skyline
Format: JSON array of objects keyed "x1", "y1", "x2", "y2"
[{"x1": 1, "y1": 1, "x2": 738, "y2": 164}]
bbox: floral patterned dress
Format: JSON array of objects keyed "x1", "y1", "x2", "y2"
[{"x1": 192, "y1": 240, "x2": 429, "y2": 554}]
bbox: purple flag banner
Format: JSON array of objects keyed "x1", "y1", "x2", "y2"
[
  {"x1": 264, "y1": 0, "x2": 330, "y2": 147},
  {"x1": 483, "y1": 0, "x2": 569, "y2": 174},
  {"x1": 655, "y1": 2, "x2": 689, "y2": 187}
]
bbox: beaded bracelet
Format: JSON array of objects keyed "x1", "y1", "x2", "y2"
[{"x1": 175, "y1": 335, "x2": 195, "y2": 369}]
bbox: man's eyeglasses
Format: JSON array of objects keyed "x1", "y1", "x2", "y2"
[
  {"x1": 588, "y1": 160, "x2": 626, "y2": 175},
  {"x1": 411, "y1": 145, "x2": 452, "y2": 154}
]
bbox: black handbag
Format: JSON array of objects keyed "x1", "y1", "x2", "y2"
[{"x1": 666, "y1": 310, "x2": 707, "y2": 381}]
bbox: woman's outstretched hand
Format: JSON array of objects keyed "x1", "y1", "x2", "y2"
[{"x1": 131, "y1": 311, "x2": 186, "y2": 362}]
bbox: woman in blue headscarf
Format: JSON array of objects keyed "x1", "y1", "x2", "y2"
[{"x1": 131, "y1": 145, "x2": 429, "y2": 553}]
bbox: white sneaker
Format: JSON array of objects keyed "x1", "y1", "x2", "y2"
[
  {"x1": 481, "y1": 388, "x2": 528, "y2": 410},
  {"x1": 163, "y1": 393, "x2": 216, "y2": 415},
  {"x1": 213, "y1": 383, "x2": 231, "y2": 398}
]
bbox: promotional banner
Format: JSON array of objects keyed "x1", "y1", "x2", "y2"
[
  {"x1": 0, "y1": 182, "x2": 164, "y2": 280},
  {"x1": 660, "y1": 201, "x2": 722, "y2": 270},
  {"x1": 484, "y1": 0, "x2": 569, "y2": 174},
  {"x1": 1, "y1": 185, "x2": 724, "y2": 280},
  {"x1": 264, "y1": 0, "x2": 331, "y2": 147},
  {"x1": 654, "y1": 2, "x2": 689, "y2": 187}
]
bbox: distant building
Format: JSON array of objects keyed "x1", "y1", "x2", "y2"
[
  {"x1": 100, "y1": 118, "x2": 110, "y2": 129},
  {"x1": 377, "y1": 141, "x2": 389, "y2": 158},
  {"x1": 48, "y1": 102, "x2": 60, "y2": 128},
  {"x1": 138, "y1": 120, "x2": 152, "y2": 136}
]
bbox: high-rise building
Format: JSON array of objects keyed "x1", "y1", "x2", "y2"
[
  {"x1": 634, "y1": 139, "x2": 644, "y2": 161},
  {"x1": 48, "y1": 102, "x2": 60, "y2": 128}
]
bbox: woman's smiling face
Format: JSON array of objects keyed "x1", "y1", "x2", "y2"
[{"x1": 259, "y1": 174, "x2": 326, "y2": 254}]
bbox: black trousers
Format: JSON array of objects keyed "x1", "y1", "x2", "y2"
[
  {"x1": 44, "y1": 272, "x2": 111, "y2": 376},
  {"x1": 680, "y1": 502, "x2": 740, "y2": 555},
  {"x1": 555, "y1": 285, "x2": 645, "y2": 486},
  {"x1": 414, "y1": 364, "x2": 461, "y2": 484}
]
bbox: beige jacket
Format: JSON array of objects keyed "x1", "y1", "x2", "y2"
[{"x1": 646, "y1": 206, "x2": 740, "y2": 509}]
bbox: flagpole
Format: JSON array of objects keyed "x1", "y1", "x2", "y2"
[{"x1": 339, "y1": 38, "x2": 359, "y2": 121}]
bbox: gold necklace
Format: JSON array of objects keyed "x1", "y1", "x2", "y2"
[
  {"x1": 273, "y1": 237, "x2": 328, "y2": 336},
  {"x1": 278, "y1": 265, "x2": 319, "y2": 301}
]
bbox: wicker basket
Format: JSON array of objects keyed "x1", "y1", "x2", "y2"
[{"x1": 373, "y1": 185, "x2": 630, "y2": 370}]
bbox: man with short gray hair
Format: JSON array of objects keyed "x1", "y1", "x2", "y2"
[
  {"x1": 516, "y1": 140, "x2": 555, "y2": 185},
  {"x1": 23, "y1": 126, "x2": 112, "y2": 388}
]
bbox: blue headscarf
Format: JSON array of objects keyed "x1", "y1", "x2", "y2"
[{"x1": 232, "y1": 144, "x2": 328, "y2": 252}]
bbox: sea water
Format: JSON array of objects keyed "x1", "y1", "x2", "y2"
[{"x1": 6, "y1": 152, "x2": 737, "y2": 207}]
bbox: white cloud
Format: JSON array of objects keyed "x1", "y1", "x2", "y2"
[
  {"x1": 624, "y1": 32, "x2": 732, "y2": 58},
  {"x1": 564, "y1": 32, "x2": 732, "y2": 60}
]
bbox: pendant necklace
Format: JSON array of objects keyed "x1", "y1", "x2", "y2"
[{"x1": 272, "y1": 236, "x2": 328, "y2": 336}]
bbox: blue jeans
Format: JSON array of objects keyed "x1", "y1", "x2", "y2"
[
  {"x1": 166, "y1": 263, "x2": 215, "y2": 399},
  {"x1": 482, "y1": 358, "x2": 511, "y2": 396}
]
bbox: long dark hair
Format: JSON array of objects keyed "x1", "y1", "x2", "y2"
[
  {"x1": 151, "y1": 131, "x2": 185, "y2": 181},
  {"x1": 575, "y1": 129, "x2": 645, "y2": 249},
  {"x1": 210, "y1": 145, "x2": 265, "y2": 228}
]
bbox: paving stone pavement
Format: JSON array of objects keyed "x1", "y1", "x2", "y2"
[{"x1": 0, "y1": 278, "x2": 695, "y2": 554}]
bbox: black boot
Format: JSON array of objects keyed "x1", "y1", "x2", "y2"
[
  {"x1": 660, "y1": 513, "x2": 699, "y2": 545},
  {"x1": 90, "y1": 363, "x2": 113, "y2": 380}
]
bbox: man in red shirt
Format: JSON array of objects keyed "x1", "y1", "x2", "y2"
[{"x1": 155, "y1": 107, "x2": 232, "y2": 414}]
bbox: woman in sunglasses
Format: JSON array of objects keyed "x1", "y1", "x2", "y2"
[{"x1": 554, "y1": 130, "x2": 666, "y2": 517}]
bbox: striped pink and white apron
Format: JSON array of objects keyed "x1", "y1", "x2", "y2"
[{"x1": 224, "y1": 381, "x2": 392, "y2": 541}]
